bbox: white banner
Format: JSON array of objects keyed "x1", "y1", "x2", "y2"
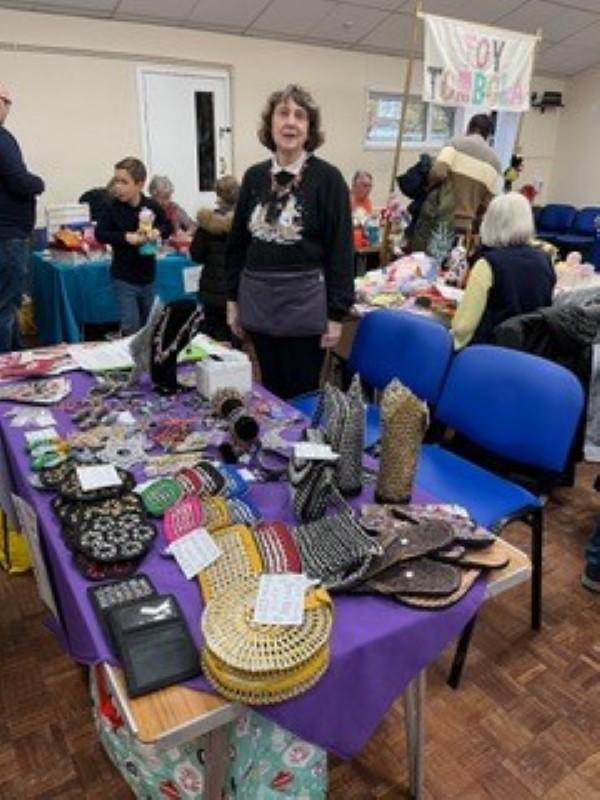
[{"x1": 423, "y1": 14, "x2": 537, "y2": 112}]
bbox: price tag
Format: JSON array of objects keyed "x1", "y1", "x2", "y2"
[
  {"x1": 253, "y1": 573, "x2": 309, "y2": 626},
  {"x1": 76, "y1": 464, "x2": 122, "y2": 492},
  {"x1": 25, "y1": 427, "x2": 58, "y2": 445},
  {"x1": 183, "y1": 266, "x2": 202, "y2": 294},
  {"x1": 293, "y1": 442, "x2": 339, "y2": 461},
  {"x1": 168, "y1": 528, "x2": 222, "y2": 579}
]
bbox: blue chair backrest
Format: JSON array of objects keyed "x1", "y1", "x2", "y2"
[
  {"x1": 348, "y1": 309, "x2": 453, "y2": 406},
  {"x1": 434, "y1": 345, "x2": 585, "y2": 472},
  {"x1": 572, "y1": 206, "x2": 600, "y2": 236},
  {"x1": 537, "y1": 204, "x2": 576, "y2": 233}
]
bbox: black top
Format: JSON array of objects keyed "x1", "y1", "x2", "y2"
[
  {"x1": 225, "y1": 155, "x2": 354, "y2": 321},
  {"x1": 96, "y1": 195, "x2": 172, "y2": 285},
  {"x1": 79, "y1": 187, "x2": 112, "y2": 223},
  {"x1": 190, "y1": 209, "x2": 232, "y2": 309},
  {"x1": 0, "y1": 126, "x2": 45, "y2": 239},
  {"x1": 472, "y1": 244, "x2": 556, "y2": 344}
]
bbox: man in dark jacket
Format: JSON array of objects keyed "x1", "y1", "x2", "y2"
[{"x1": 0, "y1": 83, "x2": 45, "y2": 352}]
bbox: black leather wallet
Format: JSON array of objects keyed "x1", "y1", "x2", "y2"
[
  {"x1": 108, "y1": 594, "x2": 200, "y2": 697},
  {"x1": 88, "y1": 574, "x2": 157, "y2": 655}
]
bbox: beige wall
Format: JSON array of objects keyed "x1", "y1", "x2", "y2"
[
  {"x1": 548, "y1": 66, "x2": 600, "y2": 206},
  {"x1": 515, "y1": 76, "x2": 565, "y2": 206},
  {"x1": 0, "y1": 7, "x2": 562, "y2": 219}
]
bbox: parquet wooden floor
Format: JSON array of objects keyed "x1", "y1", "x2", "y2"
[{"x1": 0, "y1": 463, "x2": 598, "y2": 799}]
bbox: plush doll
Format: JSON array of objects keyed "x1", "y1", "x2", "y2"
[{"x1": 138, "y1": 207, "x2": 158, "y2": 256}]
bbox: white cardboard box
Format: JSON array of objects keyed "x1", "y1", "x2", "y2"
[{"x1": 195, "y1": 351, "x2": 252, "y2": 399}]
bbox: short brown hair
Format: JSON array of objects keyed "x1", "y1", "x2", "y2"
[
  {"x1": 467, "y1": 114, "x2": 493, "y2": 140},
  {"x1": 258, "y1": 84, "x2": 324, "y2": 153},
  {"x1": 115, "y1": 157, "x2": 147, "y2": 184},
  {"x1": 215, "y1": 175, "x2": 240, "y2": 210}
]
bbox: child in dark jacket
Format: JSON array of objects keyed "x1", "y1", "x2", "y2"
[
  {"x1": 96, "y1": 157, "x2": 172, "y2": 335},
  {"x1": 190, "y1": 175, "x2": 240, "y2": 342}
]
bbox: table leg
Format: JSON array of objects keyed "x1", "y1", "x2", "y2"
[
  {"x1": 204, "y1": 724, "x2": 229, "y2": 800},
  {"x1": 403, "y1": 669, "x2": 426, "y2": 800}
]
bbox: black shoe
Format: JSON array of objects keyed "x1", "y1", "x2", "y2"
[{"x1": 581, "y1": 564, "x2": 600, "y2": 593}]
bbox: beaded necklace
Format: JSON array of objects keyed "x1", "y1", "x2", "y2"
[{"x1": 152, "y1": 307, "x2": 203, "y2": 366}]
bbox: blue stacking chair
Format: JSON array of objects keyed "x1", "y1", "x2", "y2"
[
  {"x1": 290, "y1": 309, "x2": 453, "y2": 448},
  {"x1": 415, "y1": 345, "x2": 585, "y2": 683},
  {"x1": 535, "y1": 203, "x2": 576, "y2": 243}
]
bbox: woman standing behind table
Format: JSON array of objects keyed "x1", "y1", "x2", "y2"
[
  {"x1": 451, "y1": 192, "x2": 556, "y2": 350},
  {"x1": 225, "y1": 84, "x2": 354, "y2": 399}
]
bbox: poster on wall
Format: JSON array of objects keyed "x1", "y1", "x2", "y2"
[{"x1": 422, "y1": 14, "x2": 538, "y2": 112}]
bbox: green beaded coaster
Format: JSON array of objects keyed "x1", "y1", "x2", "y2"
[{"x1": 140, "y1": 478, "x2": 184, "y2": 517}]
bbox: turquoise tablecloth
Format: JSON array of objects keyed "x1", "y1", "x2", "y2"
[{"x1": 31, "y1": 251, "x2": 199, "y2": 345}]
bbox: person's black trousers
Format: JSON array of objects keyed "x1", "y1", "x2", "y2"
[{"x1": 250, "y1": 332, "x2": 324, "y2": 400}]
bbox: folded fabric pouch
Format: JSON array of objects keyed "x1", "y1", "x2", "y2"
[{"x1": 108, "y1": 594, "x2": 200, "y2": 697}]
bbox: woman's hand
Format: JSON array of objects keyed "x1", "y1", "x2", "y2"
[
  {"x1": 321, "y1": 320, "x2": 342, "y2": 349},
  {"x1": 227, "y1": 301, "x2": 244, "y2": 339}
]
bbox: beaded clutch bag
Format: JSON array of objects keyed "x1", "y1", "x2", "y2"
[
  {"x1": 75, "y1": 512, "x2": 156, "y2": 563},
  {"x1": 293, "y1": 490, "x2": 383, "y2": 591}
]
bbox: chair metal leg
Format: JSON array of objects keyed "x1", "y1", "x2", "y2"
[
  {"x1": 530, "y1": 507, "x2": 543, "y2": 631},
  {"x1": 403, "y1": 669, "x2": 426, "y2": 800},
  {"x1": 447, "y1": 614, "x2": 478, "y2": 690}
]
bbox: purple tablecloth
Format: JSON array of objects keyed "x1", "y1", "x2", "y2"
[{"x1": 0, "y1": 372, "x2": 485, "y2": 758}]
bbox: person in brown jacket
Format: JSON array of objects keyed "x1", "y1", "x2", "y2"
[
  {"x1": 190, "y1": 175, "x2": 239, "y2": 341},
  {"x1": 428, "y1": 114, "x2": 502, "y2": 238}
]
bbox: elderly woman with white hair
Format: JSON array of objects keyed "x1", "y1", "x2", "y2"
[
  {"x1": 148, "y1": 175, "x2": 195, "y2": 234},
  {"x1": 451, "y1": 191, "x2": 556, "y2": 349}
]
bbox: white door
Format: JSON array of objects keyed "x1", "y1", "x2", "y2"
[{"x1": 139, "y1": 68, "x2": 232, "y2": 218}]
